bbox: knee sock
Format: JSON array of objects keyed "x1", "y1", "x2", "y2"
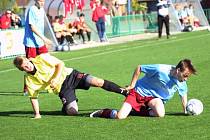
[
  {"x1": 60, "y1": 36, "x2": 65, "y2": 44},
  {"x1": 56, "y1": 37, "x2": 61, "y2": 44},
  {"x1": 100, "y1": 109, "x2": 113, "y2": 118},
  {"x1": 66, "y1": 35, "x2": 74, "y2": 43},
  {"x1": 101, "y1": 80, "x2": 128, "y2": 96},
  {"x1": 87, "y1": 32, "x2": 91, "y2": 41}
]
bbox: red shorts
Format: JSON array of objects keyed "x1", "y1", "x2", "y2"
[
  {"x1": 25, "y1": 45, "x2": 48, "y2": 58},
  {"x1": 124, "y1": 89, "x2": 154, "y2": 112}
]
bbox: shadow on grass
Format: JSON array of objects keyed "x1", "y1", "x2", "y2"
[
  {"x1": 0, "y1": 91, "x2": 23, "y2": 96},
  {"x1": 166, "y1": 112, "x2": 188, "y2": 116},
  {"x1": 0, "y1": 109, "x2": 99, "y2": 118}
]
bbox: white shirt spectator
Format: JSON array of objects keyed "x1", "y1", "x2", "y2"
[
  {"x1": 157, "y1": 0, "x2": 171, "y2": 17},
  {"x1": 181, "y1": 7, "x2": 188, "y2": 18},
  {"x1": 187, "y1": 7, "x2": 194, "y2": 16}
]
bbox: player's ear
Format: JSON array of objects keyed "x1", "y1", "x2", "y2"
[{"x1": 176, "y1": 68, "x2": 181, "y2": 73}]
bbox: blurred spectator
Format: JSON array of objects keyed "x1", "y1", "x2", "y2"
[
  {"x1": 117, "y1": 0, "x2": 127, "y2": 16},
  {"x1": 74, "y1": 13, "x2": 91, "y2": 43},
  {"x1": 52, "y1": 16, "x2": 64, "y2": 45},
  {"x1": 187, "y1": 4, "x2": 195, "y2": 26},
  {"x1": 0, "y1": 10, "x2": 12, "y2": 29},
  {"x1": 11, "y1": 11, "x2": 22, "y2": 28},
  {"x1": 157, "y1": 0, "x2": 171, "y2": 39},
  {"x1": 180, "y1": 6, "x2": 189, "y2": 25},
  {"x1": 174, "y1": 4, "x2": 182, "y2": 23},
  {"x1": 90, "y1": 0, "x2": 109, "y2": 42},
  {"x1": 66, "y1": 21, "x2": 77, "y2": 37},
  {"x1": 52, "y1": 15, "x2": 75, "y2": 45},
  {"x1": 110, "y1": 0, "x2": 119, "y2": 35}
]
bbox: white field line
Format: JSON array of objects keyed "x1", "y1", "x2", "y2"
[{"x1": 0, "y1": 33, "x2": 209, "y2": 74}]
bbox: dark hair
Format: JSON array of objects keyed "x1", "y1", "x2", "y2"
[
  {"x1": 13, "y1": 56, "x2": 24, "y2": 71},
  {"x1": 55, "y1": 16, "x2": 60, "y2": 20},
  {"x1": 79, "y1": 13, "x2": 85, "y2": 17},
  {"x1": 176, "y1": 59, "x2": 197, "y2": 74}
]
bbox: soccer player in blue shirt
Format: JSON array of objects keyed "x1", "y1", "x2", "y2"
[
  {"x1": 24, "y1": 0, "x2": 52, "y2": 58},
  {"x1": 90, "y1": 59, "x2": 197, "y2": 119},
  {"x1": 23, "y1": 0, "x2": 52, "y2": 94}
]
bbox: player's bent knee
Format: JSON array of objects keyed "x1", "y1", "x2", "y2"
[
  {"x1": 95, "y1": 78, "x2": 104, "y2": 87},
  {"x1": 66, "y1": 107, "x2": 78, "y2": 116},
  {"x1": 157, "y1": 112, "x2": 165, "y2": 117},
  {"x1": 116, "y1": 112, "x2": 127, "y2": 119},
  {"x1": 116, "y1": 114, "x2": 126, "y2": 119},
  {"x1": 86, "y1": 75, "x2": 104, "y2": 87}
]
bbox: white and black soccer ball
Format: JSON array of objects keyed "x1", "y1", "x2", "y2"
[
  {"x1": 186, "y1": 99, "x2": 203, "y2": 115},
  {"x1": 62, "y1": 45, "x2": 69, "y2": 51},
  {"x1": 56, "y1": 45, "x2": 63, "y2": 51}
]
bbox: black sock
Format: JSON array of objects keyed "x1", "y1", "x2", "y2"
[
  {"x1": 66, "y1": 35, "x2": 74, "y2": 43},
  {"x1": 101, "y1": 109, "x2": 112, "y2": 118},
  {"x1": 60, "y1": 36, "x2": 65, "y2": 44},
  {"x1": 87, "y1": 32, "x2": 91, "y2": 41},
  {"x1": 101, "y1": 80, "x2": 128, "y2": 96}
]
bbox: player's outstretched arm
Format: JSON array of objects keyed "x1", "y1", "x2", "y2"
[
  {"x1": 180, "y1": 94, "x2": 188, "y2": 114},
  {"x1": 30, "y1": 24, "x2": 52, "y2": 46},
  {"x1": 50, "y1": 61, "x2": 64, "y2": 89},
  {"x1": 126, "y1": 65, "x2": 141, "y2": 90},
  {"x1": 30, "y1": 98, "x2": 41, "y2": 119}
]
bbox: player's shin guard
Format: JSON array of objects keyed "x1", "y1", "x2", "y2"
[{"x1": 102, "y1": 80, "x2": 128, "y2": 96}]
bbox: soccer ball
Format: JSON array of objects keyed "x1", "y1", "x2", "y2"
[
  {"x1": 62, "y1": 45, "x2": 69, "y2": 51},
  {"x1": 186, "y1": 99, "x2": 203, "y2": 115},
  {"x1": 56, "y1": 45, "x2": 63, "y2": 51}
]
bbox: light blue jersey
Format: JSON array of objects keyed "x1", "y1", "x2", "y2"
[
  {"x1": 135, "y1": 64, "x2": 187, "y2": 103},
  {"x1": 23, "y1": 5, "x2": 45, "y2": 48}
]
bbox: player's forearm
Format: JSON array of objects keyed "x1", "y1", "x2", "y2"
[
  {"x1": 129, "y1": 65, "x2": 141, "y2": 88},
  {"x1": 181, "y1": 94, "x2": 188, "y2": 113},
  {"x1": 30, "y1": 98, "x2": 41, "y2": 118},
  {"x1": 54, "y1": 62, "x2": 64, "y2": 80},
  {"x1": 30, "y1": 24, "x2": 46, "y2": 41}
]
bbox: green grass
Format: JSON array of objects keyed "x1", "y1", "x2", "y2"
[{"x1": 0, "y1": 31, "x2": 210, "y2": 140}]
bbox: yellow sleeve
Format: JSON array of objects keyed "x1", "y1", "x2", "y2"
[
  {"x1": 27, "y1": 86, "x2": 39, "y2": 98},
  {"x1": 39, "y1": 53, "x2": 64, "y2": 67}
]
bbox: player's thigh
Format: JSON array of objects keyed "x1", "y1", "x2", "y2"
[
  {"x1": 148, "y1": 98, "x2": 165, "y2": 117},
  {"x1": 117, "y1": 102, "x2": 132, "y2": 119}
]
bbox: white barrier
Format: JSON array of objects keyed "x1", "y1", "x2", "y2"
[{"x1": 0, "y1": 29, "x2": 25, "y2": 59}]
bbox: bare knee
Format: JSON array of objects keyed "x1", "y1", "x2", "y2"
[
  {"x1": 94, "y1": 78, "x2": 104, "y2": 87},
  {"x1": 148, "y1": 98, "x2": 165, "y2": 117},
  {"x1": 66, "y1": 107, "x2": 78, "y2": 116},
  {"x1": 87, "y1": 75, "x2": 104, "y2": 87},
  {"x1": 64, "y1": 101, "x2": 78, "y2": 116},
  {"x1": 116, "y1": 114, "x2": 127, "y2": 119},
  {"x1": 156, "y1": 111, "x2": 165, "y2": 117}
]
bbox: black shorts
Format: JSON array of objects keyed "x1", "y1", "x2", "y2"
[{"x1": 59, "y1": 69, "x2": 91, "y2": 109}]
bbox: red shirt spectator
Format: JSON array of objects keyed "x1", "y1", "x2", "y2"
[
  {"x1": 0, "y1": 10, "x2": 11, "y2": 29},
  {"x1": 90, "y1": 0, "x2": 108, "y2": 22}
]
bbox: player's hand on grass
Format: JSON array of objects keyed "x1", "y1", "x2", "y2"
[{"x1": 32, "y1": 114, "x2": 41, "y2": 119}]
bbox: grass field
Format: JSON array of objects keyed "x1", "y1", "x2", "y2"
[{"x1": 0, "y1": 30, "x2": 210, "y2": 140}]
